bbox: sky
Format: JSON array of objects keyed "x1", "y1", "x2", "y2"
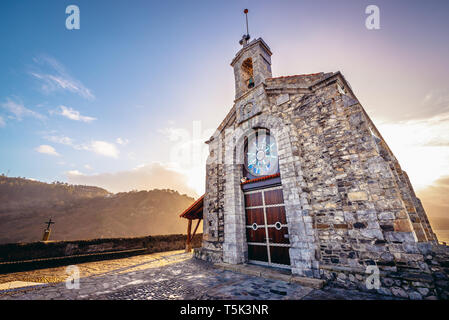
[{"x1": 1, "y1": 1, "x2": 449, "y2": 232}]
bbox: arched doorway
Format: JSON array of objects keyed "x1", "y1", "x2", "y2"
[{"x1": 242, "y1": 128, "x2": 291, "y2": 268}]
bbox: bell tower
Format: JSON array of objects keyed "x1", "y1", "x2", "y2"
[{"x1": 231, "y1": 9, "x2": 272, "y2": 100}]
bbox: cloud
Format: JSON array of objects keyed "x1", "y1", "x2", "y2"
[
  {"x1": 44, "y1": 134, "x2": 119, "y2": 158},
  {"x1": 419, "y1": 89, "x2": 449, "y2": 119},
  {"x1": 53, "y1": 105, "x2": 96, "y2": 122},
  {"x1": 392, "y1": 112, "x2": 449, "y2": 146},
  {"x1": 66, "y1": 162, "x2": 198, "y2": 197},
  {"x1": 116, "y1": 137, "x2": 129, "y2": 145},
  {"x1": 35, "y1": 145, "x2": 60, "y2": 156},
  {"x1": 30, "y1": 55, "x2": 94, "y2": 100},
  {"x1": 417, "y1": 175, "x2": 449, "y2": 233},
  {"x1": 66, "y1": 170, "x2": 83, "y2": 176},
  {"x1": 375, "y1": 112, "x2": 449, "y2": 237},
  {"x1": 1, "y1": 98, "x2": 46, "y2": 121},
  {"x1": 376, "y1": 112, "x2": 449, "y2": 190},
  {"x1": 0, "y1": 116, "x2": 5, "y2": 127},
  {"x1": 45, "y1": 135, "x2": 74, "y2": 146},
  {"x1": 87, "y1": 141, "x2": 119, "y2": 158},
  {"x1": 417, "y1": 176, "x2": 449, "y2": 218}
]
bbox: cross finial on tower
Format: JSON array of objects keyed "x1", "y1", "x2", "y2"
[{"x1": 239, "y1": 9, "x2": 251, "y2": 46}]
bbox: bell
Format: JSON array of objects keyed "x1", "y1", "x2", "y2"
[{"x1": 248, "y1": 77, "x2": 255, "y2": 88}]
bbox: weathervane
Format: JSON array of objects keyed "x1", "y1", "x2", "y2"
[
  {"x1": 239, "y1": 9, "x2": 251, "y2": 46},
  {"x1": 42, "y1": 217, "x2": 55, "y2": 241}
]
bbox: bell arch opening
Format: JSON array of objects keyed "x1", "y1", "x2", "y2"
[{"x1": 241, "y1": 58, "x2": 254, "y2": 90}]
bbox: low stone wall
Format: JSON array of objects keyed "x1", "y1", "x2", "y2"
[
  {"x1": 321, "y1": 244, "x2": 449, "y2": 300},
  {"x1": 321, "y1": 265, "x2": 436, "y2": 299},
  {"x1": 0, "y1": 234, "x2": 202, "y2": 273},
  {"x1": 194, "y1": 247, "x2": 223, "y2": 263}
]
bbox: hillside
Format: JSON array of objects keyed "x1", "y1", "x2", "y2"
[
  {"x1": 0, "y1": 176, "x2": 196, "y2": 244},
  {"x1": 0, "y1": 176, "x2": 109, "y2": 210}
]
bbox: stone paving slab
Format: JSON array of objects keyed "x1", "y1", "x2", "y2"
[
  {"x1": 0, "y1": 252, "x2": 402, "y2": 300},
  {"x1": 214, "y1": 263, "x2": 325, "y2": 288}
]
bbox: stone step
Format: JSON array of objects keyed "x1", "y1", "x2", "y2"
[{"x1": 214, "y1": 262, "x2": 325, "y2": 289}]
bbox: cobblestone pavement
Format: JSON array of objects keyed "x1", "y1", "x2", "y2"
[
  {"x1": 0, "y1": 250, "x2": 188, "y2": 284},
  {"x1": 0, "y1": 251, "x2": 399, "y2": 300}
]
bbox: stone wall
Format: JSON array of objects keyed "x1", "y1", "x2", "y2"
[
  {"x1": 0, "y1": 234, "x2": 202, "y2": 271},
  {"x1": 321, "y1": 244, "x2": 449, "y2": 299}
]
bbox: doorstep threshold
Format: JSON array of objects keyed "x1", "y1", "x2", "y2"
[{"x1": 214, "y1": 262, "x2": 325, "y2": 289}]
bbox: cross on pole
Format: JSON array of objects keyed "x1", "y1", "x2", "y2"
[{"x1": 45, "y1": 218, "x2": 55, "y2": 230}]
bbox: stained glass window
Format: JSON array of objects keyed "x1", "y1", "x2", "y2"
[{"x1": 245, "y1": 131, "x2": 279, "y2": 177}]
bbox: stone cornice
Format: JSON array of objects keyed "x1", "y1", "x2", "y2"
[
  {"x1": 230, "y1": 38, "x2": 272, "y2": 67},
  {"x1": 233, "y1": 82, "x2": 265, "y2": 103}
]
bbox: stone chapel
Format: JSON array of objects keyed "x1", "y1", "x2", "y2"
[{"x1": 181, "y1": 31, "x2": 439, "y2": 282}]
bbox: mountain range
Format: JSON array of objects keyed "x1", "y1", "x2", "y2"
[{"x1": 0, "y1": 176, "x2": 196, "y2": 244}]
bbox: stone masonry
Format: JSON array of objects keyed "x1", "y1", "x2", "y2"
[{"x1": 194, "y1": 37, "x2": 448, "y2": 299}]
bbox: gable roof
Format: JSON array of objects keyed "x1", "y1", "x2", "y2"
[{"x1": 179, "y1": 194, "x2": 204, "y2": 220}]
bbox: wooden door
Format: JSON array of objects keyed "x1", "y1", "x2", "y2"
[{"x1": 244, "y1": 186, "x2": 291, "y2": 268}]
